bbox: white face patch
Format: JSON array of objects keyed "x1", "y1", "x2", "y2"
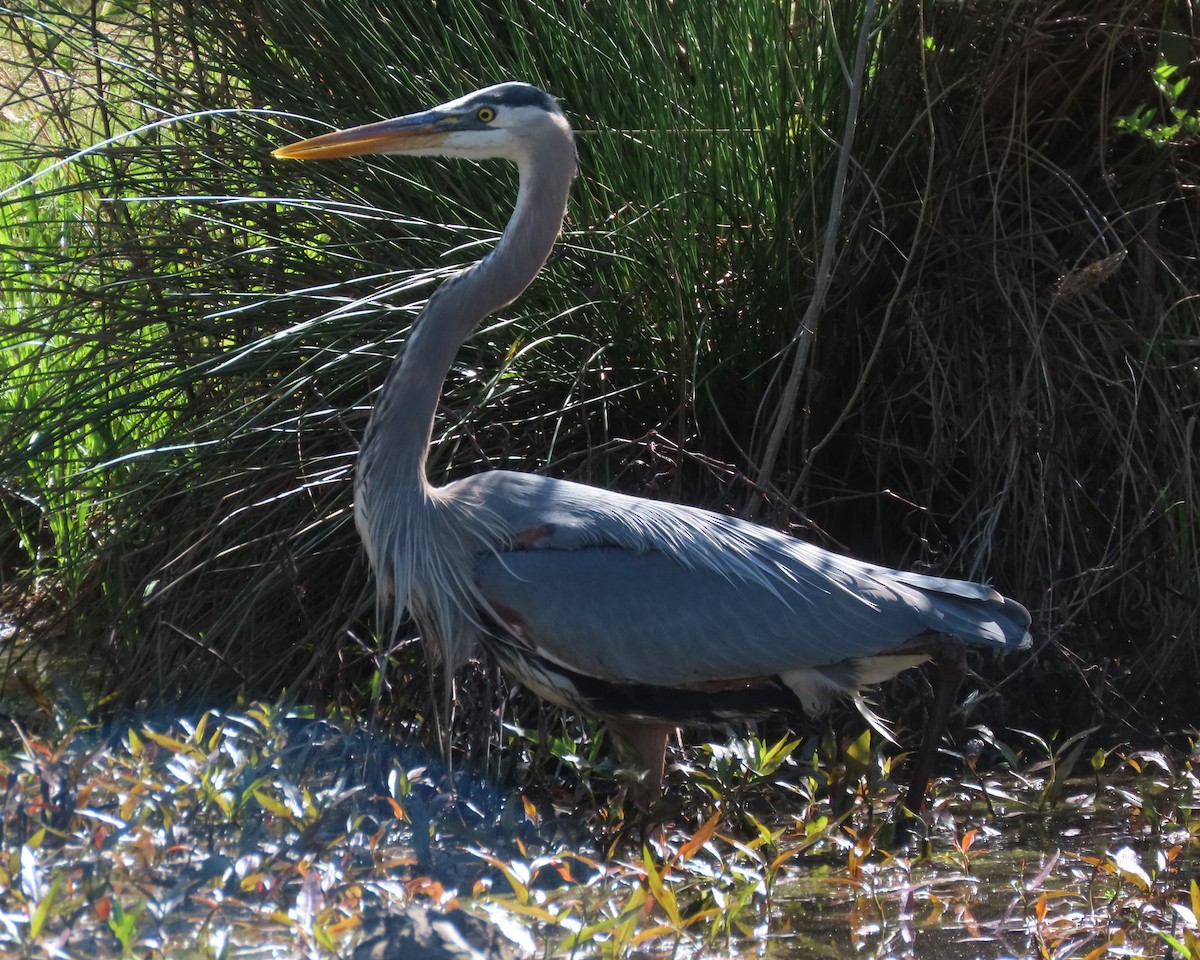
[{"x1": 430, "y1": 104, "x2": 564, "y2": 163}]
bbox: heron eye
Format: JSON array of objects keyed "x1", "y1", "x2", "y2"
[{"x1": 475, "y1": 106, "x2": 496, "y2": 123}]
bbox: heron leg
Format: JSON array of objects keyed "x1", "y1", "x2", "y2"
[
  {"x1": 901, "y1": 641, "x2": 967, "y2": 831},
  {"x1": 609, "y1": 721, "x2": 671, "y2": 800}
]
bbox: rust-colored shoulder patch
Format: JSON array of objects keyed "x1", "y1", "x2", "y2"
[
  {"x1": 492, "y1": 603, "x2": 536, "y2": 650},
  {"x1": 513, "y1": 523, "x2": 556, "y2": 549}
]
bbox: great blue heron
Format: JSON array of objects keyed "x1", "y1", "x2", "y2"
[{"x1": 273, "y1": 82, "x2": 1031, "y2": 813}]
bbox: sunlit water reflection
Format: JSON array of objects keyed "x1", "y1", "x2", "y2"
[{"x1": 759, "y1": 775, "x2": 1197, "y2": 959}]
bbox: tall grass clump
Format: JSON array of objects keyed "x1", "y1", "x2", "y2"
[
  {"x1": 1, "y1": 3, "x2": 373, "y2": 699},
  {"x1": 1, "y1": 0, "x2": 1196, "y2": 745}
]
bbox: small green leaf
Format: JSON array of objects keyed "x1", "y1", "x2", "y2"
[
  {"x1": 1156, "y1": 933, "x2": 1190, "y2": 956},
  {"x1": 642, "y1": 851, "x2": 683, "y2": 928},
  {"x1": 253, "y1": 789, "x2": 294, "y2": 820},
  {"x1": 844, "y1": 728, "x2": 871, "y2": 772},
  {"x1": 29, "y1": 873, "x2": 63, "y2": 940},
  {"x1": 108, "y1": 900, "x2": 141, "y2": 950}
]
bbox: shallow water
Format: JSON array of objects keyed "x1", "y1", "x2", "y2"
[
  {"x1": 755, "y1": 778, "x2": 1198, "y2": 959},
  {"x1": 1, "y1": 712, "x2": 1195, "y2": 958}
]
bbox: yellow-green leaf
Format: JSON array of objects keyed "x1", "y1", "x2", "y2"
[
  {"x1": 30, "y1": 873, "x2": 63, "y2": 940},
  {"x1": 643, "y1": 853, "x2": 682, "y2": 928},
  {"x1": 141, "y1": 728, "x2": 193, "y2": 756},
  {"x1": 845, "y1": 728, "x2": 871, "y2": 771},
  {"x1": 253, "y1": 790, "x2": 294, "y2": 820}
]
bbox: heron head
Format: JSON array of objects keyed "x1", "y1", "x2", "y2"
[{"x1": 272, "y1": 82, "x2": 569, "y2": 164}]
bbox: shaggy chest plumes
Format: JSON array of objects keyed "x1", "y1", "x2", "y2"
[{"x1": 354, "y1": 466, "x2": 511, "y2": 672}]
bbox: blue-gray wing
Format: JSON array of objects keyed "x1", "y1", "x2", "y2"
[
  {"x1": 457, "y1": 472, "x2": 1030, "y2": 690},
  {"x1": 476, "y1": 546, "x2": 934, "y2": 686}
]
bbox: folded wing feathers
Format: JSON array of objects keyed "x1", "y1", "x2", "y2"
[{"x1": 598, "y1": 494, "x2": 1030, "y2": 651}]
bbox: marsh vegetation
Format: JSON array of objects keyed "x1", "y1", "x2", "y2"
[
  {"x1": 1, "y1": 0, "x2": 1198, "y2": 955},
  {"x1": 2, "y1": 705, "x2": 1198, "y2": 957}
]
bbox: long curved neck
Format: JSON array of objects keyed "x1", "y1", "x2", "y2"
[{"x1": 361, "y1": 129, "x2": 576, "y2": 491}]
